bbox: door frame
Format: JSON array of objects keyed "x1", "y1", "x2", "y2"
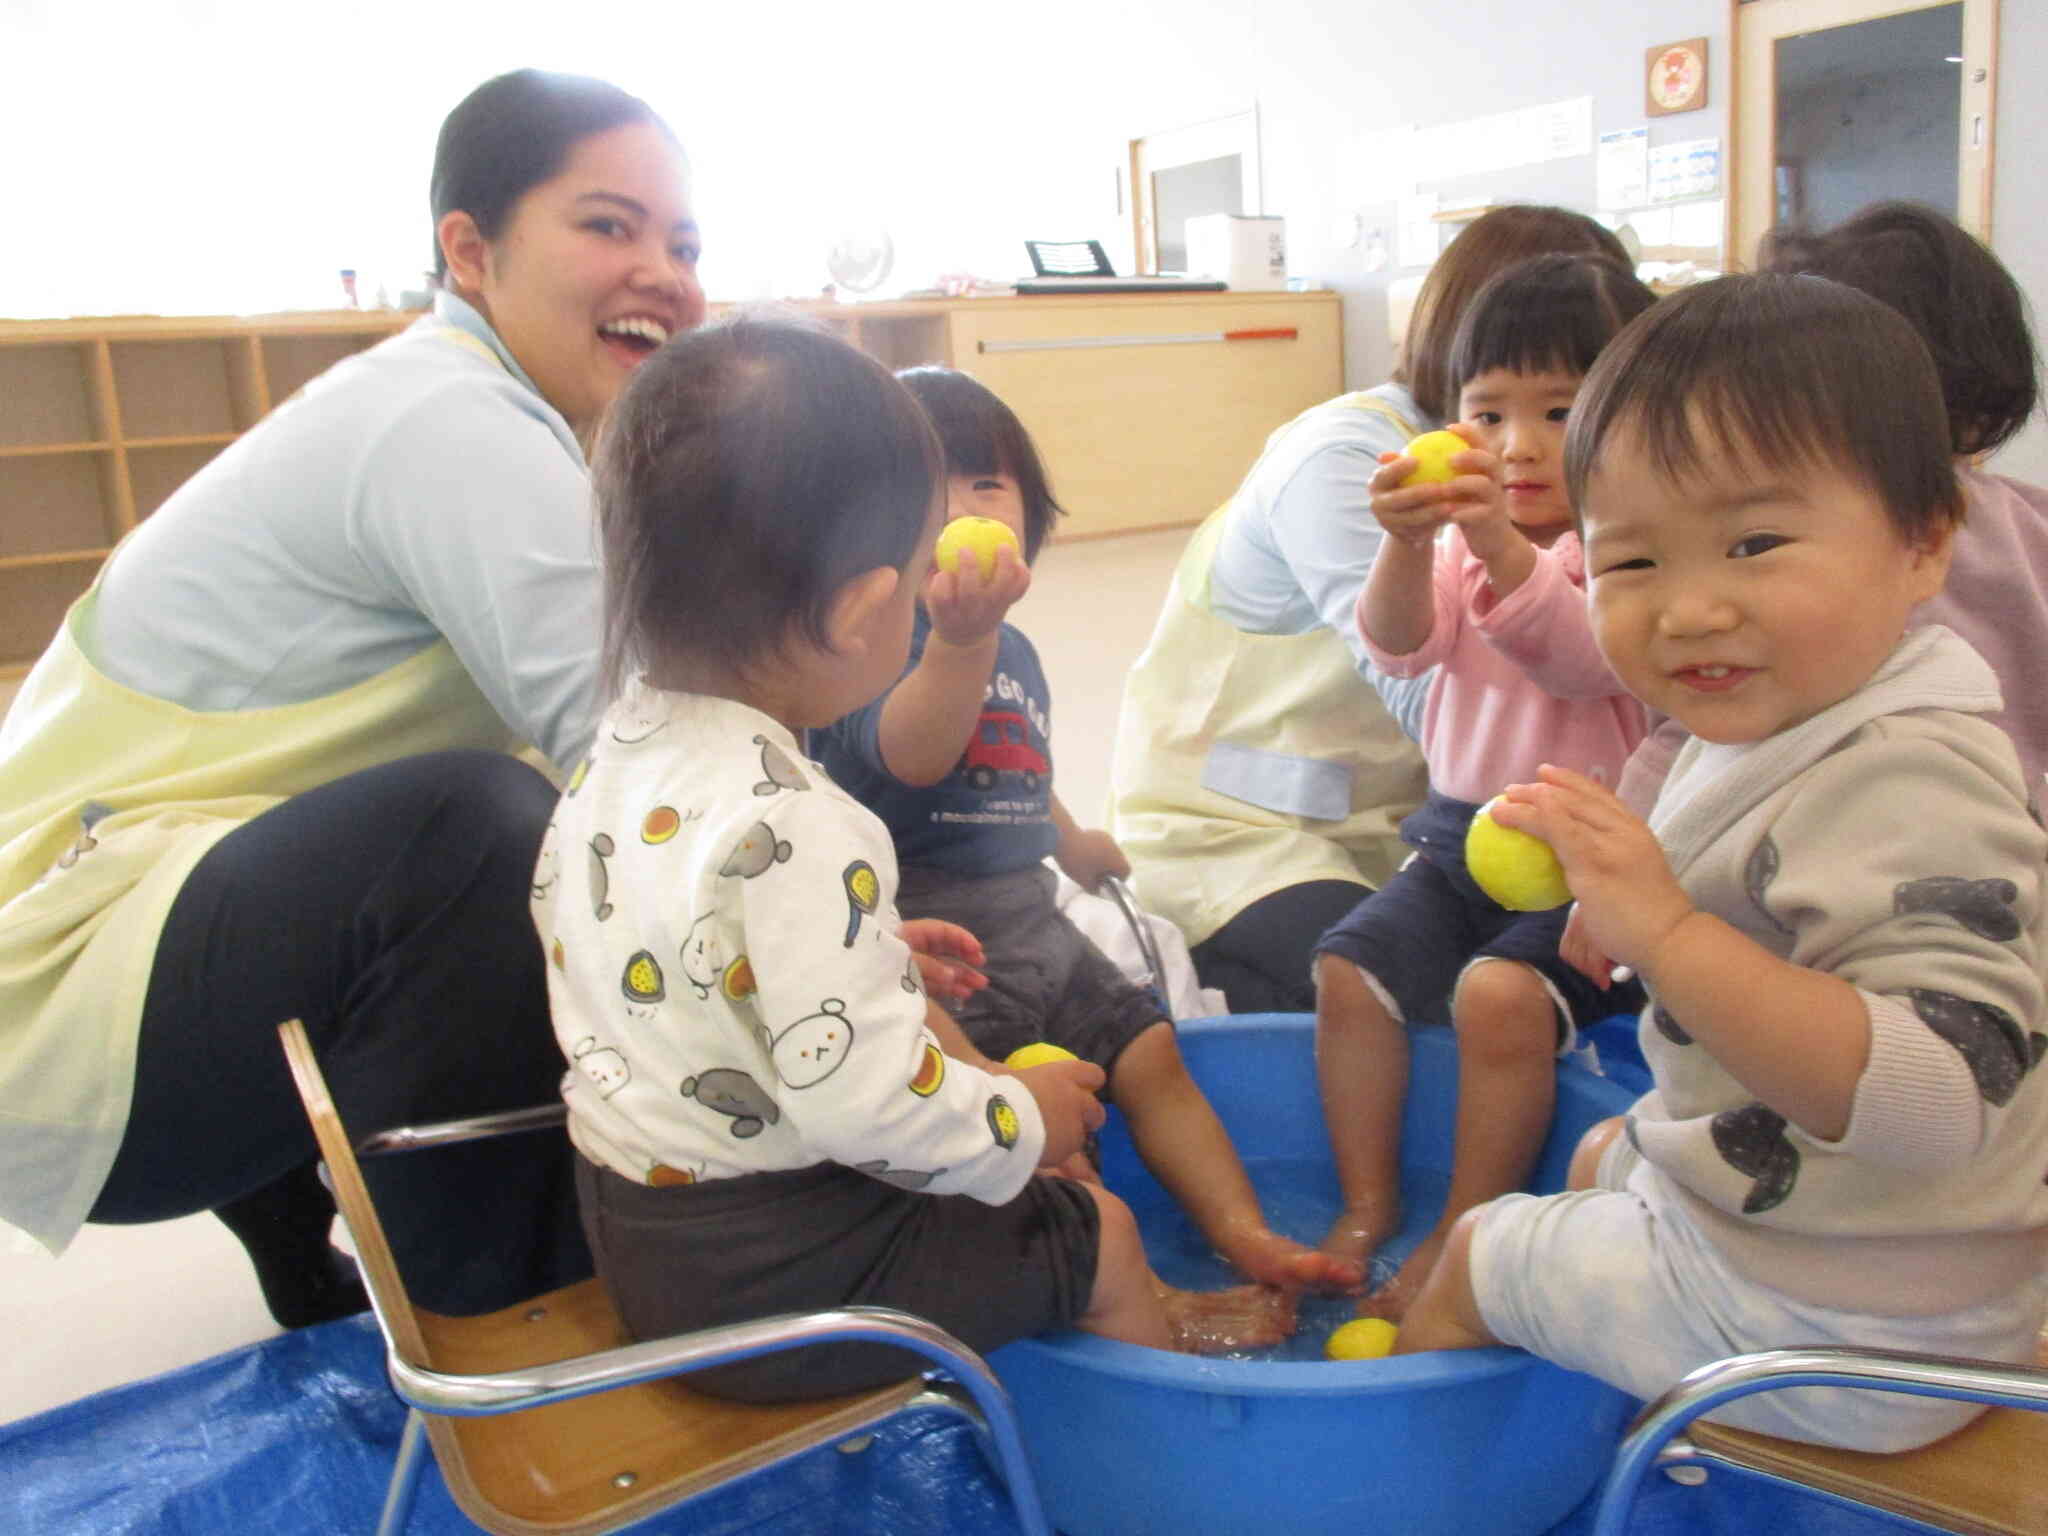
[
  {"x1": 1128, "y1": 109, "x2": 1263, "y2": 275},
  {"x1": 1730, "y1": 0, "x2": 1998, "y2": 267}
]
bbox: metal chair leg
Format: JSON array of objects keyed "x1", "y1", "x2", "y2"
[{"x1": 375, "y1": 1407, "x2": 431, "y2": 1536}]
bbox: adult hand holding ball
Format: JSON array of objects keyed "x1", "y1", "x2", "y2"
[
  {"x1": 936, "y1": 516, "x2": 1021, "y2": 582},
  {"x1": 1398, "y1": 429, "x2": 1470, "y2": 488},
  {"x1": 1466, "y1": 796, "x2": 1572, "y2": 912}
]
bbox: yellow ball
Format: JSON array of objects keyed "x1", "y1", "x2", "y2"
[
  {"x1": 1399, "y1": 430, "x2": 1468, "y2": 488},
  {"x1": 1465, "y1": 796, "x2": 1572, "y2": 912},
  {"x1": 1325, "y1": 1317, "x2": 1399, "y2": 1361},
  {"x1": 1004, "y1": 1042, "x2": 1079, "y2": 1070},
  {"x1": 936, "y1": 516, "x2": 1022, "y2": 581}
]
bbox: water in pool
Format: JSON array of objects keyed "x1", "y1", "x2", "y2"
[{"x1": 1122, "y1": 1155, "x2": 1450, "y2": 1362}]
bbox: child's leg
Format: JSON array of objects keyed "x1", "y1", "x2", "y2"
[
  {"x1": 1309, "y1": 850, "x2": 1479, "y2": 1282},
  {"x1": 1068, "y1": 1178, "x2": 1298, "y2": 1353},
  {"x1": 1389, "y1": 1208, "x2": 1501, "y2": 1355},
  {"x1": 1111, "y1": 1019, "x2": 1362, "y2": 1292},
  {"x1": 1369, "y1": 957, "x2": 1554, "y2": 1321},
  {"x1": 1069, "y1": 1180, "x2": 1174, "y2": 1350},
  {"x1": 1568, "y1": 1116, "x2": 1628, "y2": 1191},
  {"x1": 1313, "y1": 951, "x2": 1409, "y2": 1272}
]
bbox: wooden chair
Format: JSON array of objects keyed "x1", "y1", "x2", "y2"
[
  {"x1": 276, "y1": 1019, "x2": 1051, "y2": 1536},
  {"x1": 1587, "y1": 1344, "x2": 2048, "y2": 1535}
]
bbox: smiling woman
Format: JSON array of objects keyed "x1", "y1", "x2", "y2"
[{"x1": 0, "y1": 70, "x2": 700, "y2": 1331}]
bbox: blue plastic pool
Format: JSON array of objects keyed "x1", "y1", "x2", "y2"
[{"x1": 990, "y1": 1012, "x2": 1640, "y2": 1536}]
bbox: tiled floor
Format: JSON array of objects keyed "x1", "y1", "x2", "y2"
[{"x1": 0, "y1": 523, "x2": 1194, "y2": 1425}]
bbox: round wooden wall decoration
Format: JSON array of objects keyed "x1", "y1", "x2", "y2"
[{"x1": 1647, "y1": 37, "x2": 1709, "y2": 116}]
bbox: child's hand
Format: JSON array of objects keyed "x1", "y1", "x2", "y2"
[
  {"x1": 1558, "y1": 902, "x2": 1622, "y2": 990},
  {"x1": 899, "y1": 918, "x2": 989, "y2": 1004},
  {"x1": 923, "y1": 540, "x2": 1030, "y2": 647},
  {"x1": 1013, "y1": 1058, "x2": 1108, "y2": 1168},
  {"x1": 1368, "y1": 426, "x2": 1488, "y2": 547},
  {"x1": 1494, "y1": 765, "x2": 1693, "y2": 978},
  {"x1": 1055, "y1": 825, "x2": 1131, "y2": 894},
  {"x1": 1437, "y1": 442, "x2": 1520, "y2": 559}
]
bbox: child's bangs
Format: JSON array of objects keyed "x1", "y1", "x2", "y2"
[
  {"x1": 1619, "y1": 360, "x2": 1858, "y2": 495},
  {"x1": 931, "y1": 412, "x2": 1008, "y2": 481},
  {"x1": 1449, "y1": 254, "x2": 1657, "y2": 402},
  {"x1": 1565, "y1": 275, "x2": 1960, "y2": 540},
  {"x1": 1453, "y1": 307, "x2": 1607, "y2": 396}
]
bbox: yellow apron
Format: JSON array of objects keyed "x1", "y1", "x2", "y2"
[
  {"x1": 1109, "y1": 393, "x2": 1430, "y2": 947},
  {"x1": 0, "y1": 591, "x2": 520, "y2": 1253}
]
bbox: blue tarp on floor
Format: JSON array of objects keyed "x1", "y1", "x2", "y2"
[{"x1": 2, "y1": 1313, "x2": 1926, "y2": 1535}]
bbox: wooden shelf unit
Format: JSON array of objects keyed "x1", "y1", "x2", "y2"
[
  {"x1": 0, "y1": 311, "x2": 416, "y2": 676},
  {"x1": 0, "y1": 290, "x2": 1340, "y2": 677}
]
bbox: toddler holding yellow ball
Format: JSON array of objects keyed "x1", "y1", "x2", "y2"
[
  {"x1": 814, "y1": 367, "x2": 1363, "y2": 1349},
  {"x1": 1393, "y1": 275, "x2": 2048, "y2": 1455},
  {"x1": 1311, "y1": 253, "x2": 1655, "y2": 1321}
]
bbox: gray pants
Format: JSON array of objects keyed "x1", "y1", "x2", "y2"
[{"x1": 577, "y1": 1152, "x2": 1100, "y2": 1402}]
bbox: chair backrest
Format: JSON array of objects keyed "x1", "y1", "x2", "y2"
[{"x1": 276, "y1": 1018, "x2": 436, "y2": 1366}]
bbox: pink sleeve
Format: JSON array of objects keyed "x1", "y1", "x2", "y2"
[
  {"x1": 1474, "y1": 538, "x2": 1628, "y2": 699},
  {"x1": 1359, "y1": 542, "x2": 1463, "y2": 678}
]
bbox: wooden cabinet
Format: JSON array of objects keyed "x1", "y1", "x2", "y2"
[
  {"x1": 0, "y1": 291, "x2": 1339, "y2": 676},
  {"x1": 941, "y1": 292, "x2": 1340, "y2": 538}
]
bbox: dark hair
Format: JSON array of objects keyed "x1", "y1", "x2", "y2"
[
  {"x1": 593, "y1": 310, "x2": 942, "y2": 696},
  {"x1": 894, "y1": 367, "x2": 1065, "y2": 561},
  {"x1": 1564, "y1": 274, "x2": 1963, "y2": 546},
  {"x1": 1448, "y1": 253, "x2": 1658, "y2": 402},
  {"x1": 1759, "y1": 201, "x2": 2038, "y2": 456},
  {"x1": 1396, "y1": 205, "x2": 1632, "y2": 421},
  {"x1": 430, "y1": 69, "x2": 675, "y2": 277}
]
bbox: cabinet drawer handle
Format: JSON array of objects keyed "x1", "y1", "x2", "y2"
[{"x1": 978, "y1": 327, "x2": 1297, "y2": 355}]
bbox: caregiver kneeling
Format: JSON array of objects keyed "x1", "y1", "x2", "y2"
[{"x1": 0, "y1": 68, "x2": 705, "y2": 1324}]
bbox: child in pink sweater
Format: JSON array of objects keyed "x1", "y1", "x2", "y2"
[{"x1": 1313, "y1": 253, "x2": 1655, "y2": 1318}]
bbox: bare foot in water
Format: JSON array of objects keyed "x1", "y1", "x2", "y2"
[
  {"x1": 1158, "y1": 1283, "x2": 1297, "y2": 1354},
  {"x1": 1220, "y1": 1225, "x2": 1366, "y2": 1295},
  {"x1": 1319, "y1": 1196, "x2": 1400, "y2": 1277},
  {"x1": 1360, "y1": 1227, "x2": 1445, "y2": 1323}
]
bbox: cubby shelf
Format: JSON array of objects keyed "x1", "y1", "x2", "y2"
[
  {"x1": 0, "y1": 290, "x2": 1341, "y2": 677},
  {"x1": 0, "y1": 310, "x2": 417, "y2": 675}
]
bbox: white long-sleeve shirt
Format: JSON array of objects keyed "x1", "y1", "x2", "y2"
[{"x1": 536, "y1": 690, "x2": 1046, "y2": 1202}]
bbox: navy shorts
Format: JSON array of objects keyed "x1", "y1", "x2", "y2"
[
  {"x1": 1314, "y1": 791, "x2": 1642, "y2": 1037},
  {"x1": 896, "y1": 863, "x2": 1166, "y2": 1095}
]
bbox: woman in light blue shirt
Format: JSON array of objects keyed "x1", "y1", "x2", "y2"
[{"x1": 0, "y1": 68, "x2": 705, "y2": 1325}]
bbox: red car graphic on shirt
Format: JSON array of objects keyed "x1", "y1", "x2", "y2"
[{"x1": 957, "y1": 709, "x2": 1047, "y2": 792}]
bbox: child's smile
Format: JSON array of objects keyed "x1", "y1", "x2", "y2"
[{"x1": 1670, "y1": 662, "x2": 1753, "y2": 693}]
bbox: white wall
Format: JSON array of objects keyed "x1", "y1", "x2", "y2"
[
  {"x1": 1991, "y1": 0, "x2": 2048, "y2": 484},
  {"x1": 1076, "y1": 0, "x2": 1729, "y2": 393},
  {"x1": 6, "y1": 0, "x2": 2040, "y2": 475}
]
